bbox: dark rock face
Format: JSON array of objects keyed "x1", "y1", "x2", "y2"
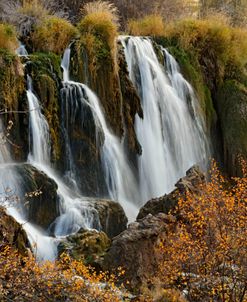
[
  {"x1": 137, "y1": 165, "x2": 206, "y2": 220},
  {"x1": 103, "y1": 213, "x2": 176, "y2": 292},
  {"x1": 58, "y1": 228, "x2": 111, "y2": 264},
  {"x1": 93, "y1": 199, "x2": 128, "y2": 238},
  {"x1": 15, "y1": 163, "x2": 59, "y2": 229},
  {"x1": 0, "y1": 206, "x2": 29, "y2": 255}
]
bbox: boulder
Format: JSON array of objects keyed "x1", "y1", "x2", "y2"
[
  {"x1": 137, "y1": 165, "x2": 206, "y2": 220},
  {"x1": 103, "y1": 213, "x2": 176, "y2": 293},
  {"x1": 0, "y1": 206, "x2": 29, "y2": 255},
  {"x1": 58, "y1": 228, "x2": 111, "y2": 265},
  {"x1": 15, "y1": 163, "x2": 59, "y2": 229},
  {"x1": 93, "y1": 199, "x2": 128, "y2": 238}
]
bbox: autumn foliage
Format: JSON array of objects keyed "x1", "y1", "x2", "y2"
[
  {"x1": 159, "y1": 161, "x2": 247, "y2": 302},
  {"x1": 0, "y1": 246, "x2": 127, "y2": 301}
]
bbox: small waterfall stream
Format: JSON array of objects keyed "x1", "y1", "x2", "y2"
[{"x1": 120, "y1": 36, "x2": 209, "y2": 201}]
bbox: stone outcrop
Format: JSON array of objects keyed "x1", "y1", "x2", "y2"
[
  {"x1": 137, "y1": 165, "x2": 206, "y2": 220},
  {"x1": 0, "y1": 206, "x2": 29, "y2": 255},
  {"x1": 103, "y1": 213, "x2": 176, "y2": 292},
  {"x1": 93, "y1": 199, "x2": 128, "y2": 238},
  {"x1": 15, "y1": 163, "x2": 59, "y2": 229}
]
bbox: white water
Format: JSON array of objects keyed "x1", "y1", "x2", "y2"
[
  {"x1": 26, "y1": 76, "x2": 100, "y2": 239},
  {"x1": 16, "y1": 43, "x2": 28, "y2": 56},
  {"x1": 0, "y1": 120, "x2": 56, "y2": 261},
  {"x1": 120, "y1": 36, "x2": 208, "y2": 201},
  {"x1": 27, "y1": 76, "x2": 50, "y2": 165},
  {"x1": 61, "y1": 48, "x2": 140, "y2": 221}
]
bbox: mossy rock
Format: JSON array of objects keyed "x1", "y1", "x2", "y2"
[
  {"x1": 217, "y1": 79, "x2": 247, "y2": 176},
  {"x1": 70, "y1": 37, "x2": 123, "y2": 138},
  {"x1": 58, "y1": 229, "x2": 111, "y2": 265},
  {"x1": 14, "y1": 163, "x2": 59, "y2": 229},
  {"x1": 0, "y1": 49, "x2": 27, "y2": 161}
]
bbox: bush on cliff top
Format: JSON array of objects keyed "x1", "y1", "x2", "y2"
[
  {"x1": 165, "y1": 18, "x2": 247, "y2": 72},
  {"x1": 78, "y1": 1, "x2": 119, "y2": 51},
  {"x1": 128, "y1": 15, "x2": 165, "y2": 37},
  {"x1": 31, "y1": 16, "x2": 78, "y2": 54}
]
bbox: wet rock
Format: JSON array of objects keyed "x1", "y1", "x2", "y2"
[
  {"x1": 93, "y1": 199, "x2": 128, "y2": 238},
  {"x1": 15, "y1": 163, "x2": 59, "y2": 229},
  {"x1": 137, "y1": 165, "x2": 206, "y2": 220},
  {"x1": 58, "y1": 228, "x2": 111, "y2": 265},
  {"x1": 103, "y1": 213, "x2": 176, "y2": 292},
  {"x1": 0, "y1": 206, "x2": 29, "y2": 255}
]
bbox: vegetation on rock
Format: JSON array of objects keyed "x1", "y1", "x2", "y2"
[
  {"x1": 158, "y1": 161, "x2": 247, "y2": 301},
  {"x1": 128, "y1": 15, "x2": 165, "y2": 37},
  {"x1": 31, "y1": 16, "x2": 78, "y2": 54}
]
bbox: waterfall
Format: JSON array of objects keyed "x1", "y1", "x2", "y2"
[
  {"x1": 61, "y1": 47, "x2": 140, "y2": 221},
  {"x1": 120, "y1": 36, "x2": 209, "y2": 201},
  {"x1": 26, "y1": 75, "x2": 100, "y2": 238},
  {"x1": 0, "y1": 120, "x2": 57, "y2": 261}
]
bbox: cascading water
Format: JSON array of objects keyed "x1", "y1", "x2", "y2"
[
  {"x1": 0, "y1": 120, "x2": 57, "y2": 261},
  {"x1": 27, "y1": 75, "x2": 51, "y2": 165},
  {"x1": 26, "y1": 76, "x2": 100, "y2": 238},
  {"x1": 120, "y1": 36, "x2": 209, "y2": 201},
  {"x1": 61, "y1": 47, "x2": 141, "y2": 221}
]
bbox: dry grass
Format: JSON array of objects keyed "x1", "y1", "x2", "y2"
[
  {"x1": 128, "y1": 15, "x2": 165, "y2": 36},
  {"x1": 18, "y1": 0, "x2": 49, "y2": 19},
  {"x1": 31, "y1": 16, "x2": 78, "y2": 54},
  {"x1": 0, "y1": 23, "x2": 18, "y2": 53},
  {"x1": 82, "y1": 0, "x2": 119, "y2": 27},
  {"x1": 165, "y1": 17, "x2": 247, "y2": 69},
  {"x1": 78, "y1": 2, "x2": 119, "y2": 51}
]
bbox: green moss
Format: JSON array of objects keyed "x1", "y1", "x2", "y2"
[
  {"x1": 0, "y1": 48, "x2": 25, "y2": 110},
  {"x1": 28, "y1": 52, "x2": 62, "y2": 79},
  {"x1": 217, "y1": 79, "x2": 247, "y2": 176}
]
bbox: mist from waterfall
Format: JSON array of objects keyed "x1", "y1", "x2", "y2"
[
  {"x1": 120, "y1": 36, "x2": 209, "y2": 201},
  {"x1": 60, "y1": 47, "x2": 140, "y2": 221}
]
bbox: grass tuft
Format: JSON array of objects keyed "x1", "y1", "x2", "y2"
[{"x1": 128, "y1": 15, "x2": 165, "y2": 36}]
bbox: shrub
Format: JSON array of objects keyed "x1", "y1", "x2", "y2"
[
  {"x1": 159, "y1": 160, "x2": 247, "y2": 302},
  {"x1": 82, "y1": 1, "x2": 119, "y2": 26},
  {"x1": 78, "y1": 1, "x2": 119, "y2": 53},
  {"x1": 31, "y1": 16, "x2": 78, "y2": 54},
  {"x1": 128, "y1": 15, "x2": 165, "y2": 36},
  {"x1": 0, "y1": 246, "x2": 127, "y2": 301},
  {"x1": 0, "y1": 23, "x2": 18, "y2": 53},
  {"x1": 165, "y1": 18, "x2": 247, "y2": 71}
]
